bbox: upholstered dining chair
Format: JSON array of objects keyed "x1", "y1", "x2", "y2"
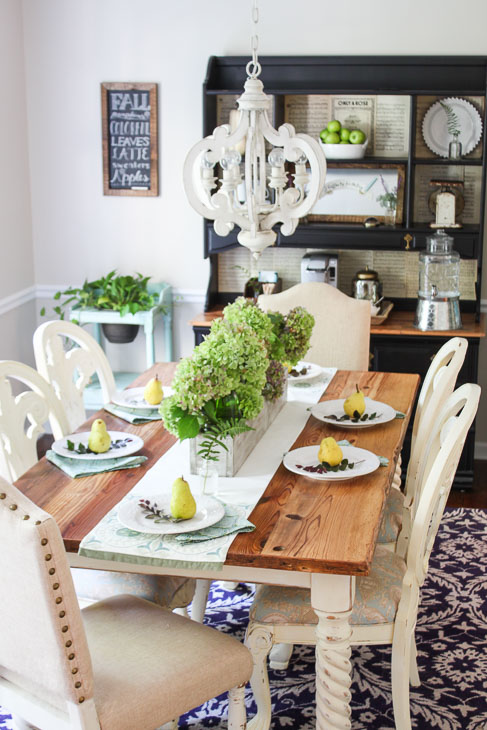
[
  {"x1": 0, "y1": 478, "x2": 253, "y2": 730},
  {"x1": 244, "y1": 382, "x2": 480, "y2": 730},
  {"x1": 0, "y1": 358, "x2": 195, "y2": 615},
  {"x1": 258, "y1": 281, "x2": 371, "y2": 370},
  {"x1": 33, "y1": 320, "x2": 117, "y2": 432}
]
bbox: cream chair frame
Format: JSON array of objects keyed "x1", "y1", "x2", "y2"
[
  {"x1": 245, "y1": 383, "x2": 480, "y2": 730},
  {"x1": 0, "y1": 479, "x2": 252, "y2": 730},
  {"x1": 258, "y1": 282, "x2": 371, "y2": 370},
  {"x1": 0, "y1": 361, "x2": 70, "y2": 482},
  {"x1": 34, "y1": 320, "x2": 116, "y2": 432}
]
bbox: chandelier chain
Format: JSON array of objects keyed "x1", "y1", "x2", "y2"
[{"x1": 246, "y1": 0, "x2": 261, "y2": 79}]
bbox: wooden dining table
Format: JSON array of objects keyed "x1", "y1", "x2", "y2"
[{"x1": 14, "y1": 364, "x2": 420, "y2": 730}]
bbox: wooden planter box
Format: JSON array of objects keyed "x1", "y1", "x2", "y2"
[{"x1": 189, "y1": 385, "x2": 287, "y2": 477}]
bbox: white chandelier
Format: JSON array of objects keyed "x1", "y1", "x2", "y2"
[{"x1": 183, "y1": 2, "x2": 326, "y2": 258}]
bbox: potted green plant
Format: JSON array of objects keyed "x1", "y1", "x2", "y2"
[{"x1": 40, "y1": 271, "x2": 161, "y2": 343}]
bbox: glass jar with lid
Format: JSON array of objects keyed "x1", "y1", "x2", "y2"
[
  {"x1": 414, "y1": 229, "x2": 462, "y2": 330},
  {"x1": 352, "y1": 266, "x2": 382, "y2": 302}
]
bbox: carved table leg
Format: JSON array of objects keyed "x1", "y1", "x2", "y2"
[{"x1": 311, "y1": 574, "x2": 355, "y2": 730}]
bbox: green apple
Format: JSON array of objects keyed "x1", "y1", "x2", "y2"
[
  {"x1": 319, "y1": 128, "x2": 328, "y2": 142},
  {"x1": 340, "y1": 127, "x2": 351, "y2": 142},
  {"x1": 340, "y1": 140, "x2": 350, "y2": 144},
  {"x1": 327, "y1": 120, "x2": 341, "y2": 133},
  {"x1": 349, "y1": 129, "x2": 366, "y2": 144},
  {"x1": 324, "y1": 132, "x2": 340, "y2": 144}
]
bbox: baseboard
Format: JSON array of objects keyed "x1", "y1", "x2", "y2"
[
  {"x1": 0, "y1": 285, "x2": 36, "y2": 316},
  {"x1": 474, "y1": 441, "x2": 487, "y2": 460}
]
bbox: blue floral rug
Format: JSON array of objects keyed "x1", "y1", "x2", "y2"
[{"x1": 1, "y1": 508, "x2": 486, "y2": 729}]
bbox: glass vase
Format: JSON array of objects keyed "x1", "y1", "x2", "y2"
[
  {"x1": 198, "y1": 461, "x2": 219, "y2": 496},
  {"x1": 448, "y1": 138, "x2": 462, "y2": 160},
  {"x1": 382, "y1": 201, "x2": 396, "y2": 227}
]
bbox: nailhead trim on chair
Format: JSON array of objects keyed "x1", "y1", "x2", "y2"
[{"x1": 1, "y1": 488, "x2": 89, "y2": 706}]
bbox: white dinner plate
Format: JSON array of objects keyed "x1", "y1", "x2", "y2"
[
  {"x1": 287, "y1": 361, "x2": 323, "y2": 383},
  {"x1": 117, "y1": 494, "x2": 225, "y2": 535},
  {"x1": 422, "y1": 97, "x2": 483, "y2": 158},
  {"x1": 111, "y1": 386, "x2": 174, "y2": 410},
  {"x1": 310, "y1": 397, "x2": 396, "y2": 428},
  {"x1": 283, "y1": 445, "x2": 380, "y2": 481},
  {"x1": 51, "y1": 431, "x2": 144, "y2": 460}
]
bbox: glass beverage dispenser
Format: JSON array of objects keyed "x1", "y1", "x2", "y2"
[{"x1": 414, "y1": 229, "x2": 462, "y2": 331}]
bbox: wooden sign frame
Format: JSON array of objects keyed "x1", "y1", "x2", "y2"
[
  {"x1": 101, "y1": 82, "x2": 158, "y2": 196},
  {"x1": 308, "y1": 163, "x2": 405, "y2": 224}
]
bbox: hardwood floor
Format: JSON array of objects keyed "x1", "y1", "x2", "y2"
[{"x1": 447, "y1": 460, "x2": 487, "y2": 508}]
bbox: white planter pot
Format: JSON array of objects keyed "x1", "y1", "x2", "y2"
[{"x1": 189, "y1": 385, "x2": 287, "y2": 477}]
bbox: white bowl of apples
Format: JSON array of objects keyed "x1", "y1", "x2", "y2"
[{"x1": 319, "y1": 120, "x2": 368, "y2": 159}]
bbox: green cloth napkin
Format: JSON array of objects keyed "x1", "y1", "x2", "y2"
[
  {"x1": 103, "y1": 402, "x2": 162, "y2": 424},
  {"x1": 46, "y1": 450, "x2": 148, "y2": 478},
  {"x1": 172, "y1": 502, "x2": 255, "y2": 545},
  {"x1": 337, "y1": 439, "x2": 389, "y2": 467}
]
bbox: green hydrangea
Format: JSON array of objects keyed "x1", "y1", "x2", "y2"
[
  {"x1": 223, "y1": 298, "x2": 274, "y2": 354},
  {"x1": 281, "y1": 306, "x2": 315, "y2": 365}
]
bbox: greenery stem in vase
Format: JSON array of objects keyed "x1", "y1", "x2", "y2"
[{"x1": 440, "y1": 101, "x2": 462, "y2": 160}]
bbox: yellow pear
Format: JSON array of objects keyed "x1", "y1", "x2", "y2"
[
  {"x1": 143, "y1": 375, "x2": 164, "y2": 405},
  {"x1": 343, "y1": 384, "x2": 366, "y2": 419},
  {"x1": 88, "y1": 418, "x2": 111, "y2": 453},
  {"x1": 170, "y1": 475, "x2": 197, "y2": 520},
  {"x1": 318, "y1": 437, "x2": 343, "y2": 467}
]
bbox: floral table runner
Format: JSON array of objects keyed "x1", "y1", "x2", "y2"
[{"x1": 78, "y1": 368, "x2": 337, "y2": 571}]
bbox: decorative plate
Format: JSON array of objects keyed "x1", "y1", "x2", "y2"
[
  {"x1": 283, "y1": 445, "x2": 380, "y2": 481},
  {"x1": 422, "y1": 98, "x2": 483, "y2": 158},
  {"x1": 117, "y1": 495, "x2": 225, "y2": 535},
  {"x1": 51, "y1": 431, "x2": 144, "y2": 460},
  {"x1": 111, "y1": 386, "x2": 174, "y2": 410},
  {"x1": 287, "y1": 361, "x2": 323, "y2": 383},
  {"x1": 310, "y1": 397, "x2": 396, "y2": 428}
]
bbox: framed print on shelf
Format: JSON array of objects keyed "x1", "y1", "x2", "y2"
[
  {"x1": 308, "y1": 163, "x2": 406, "y2": 223},
  {"x1": 101, "y1": 82, "x2": 158, "y2": 196}
]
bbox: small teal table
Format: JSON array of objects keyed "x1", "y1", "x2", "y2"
[{"x1": 69, "y1": 282, "x2": 173, "y2": 367}]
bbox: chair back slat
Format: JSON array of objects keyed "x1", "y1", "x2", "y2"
[
  {"x1": 407, "y1": 383, "x2": 480, "y2": 587},
  {"x1": 0, "y1": 478, "x2": 94, "y2": 708},
  {"x1": 0, "y1": 361, "x2": 69, "y2": 481},
  {"x1": 34, "y1": 321, "x2": 116, "y2": 431},
  {"x1": 404, "y1": 337, "x2": 467, "y2": 508}
]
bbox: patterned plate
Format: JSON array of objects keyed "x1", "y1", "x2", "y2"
[
  {"x1": 51, "y1": 431, "x2": 144, "y2": 460},
  {"x1": 117, "y1": 495, "x2": 225, "y2": 535},
  {"x1": 422, "y1": 97, "x2": 483, "y2": 158}
]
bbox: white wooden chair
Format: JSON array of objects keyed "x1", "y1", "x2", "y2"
[
  {"x1": 0, "y1": 478, "x2": 252, "y2": 730},
  {"x1": 386, "y1": 337, "x2": 467, "y2": 555},
  {"x1": 33, "y1": 320, "x2": 117, "y2": 432},
  {"x1": 0, "y1": 361, "x2": 70, "y2": 482},
  {"x1": 244, "y1": 382, "x2": 480, "y2": 730},
  {"x1": 0, "y1": 359, "x2": 196, "y2": 616},
  {"x1": 258, "y1": 282, "x2": 371, "y2": 370}
]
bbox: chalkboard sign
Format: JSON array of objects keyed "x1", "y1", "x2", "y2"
[{"x1": 101, "y1": 82, "x2": 158, "y2": 196}]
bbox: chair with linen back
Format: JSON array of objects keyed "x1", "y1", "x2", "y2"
[
  {"x1": 258, "y1": 281, "x2": 371, "y2": 370},
  {"x1": 0, "y1": 361, "x2": 69, "y2": 482},
  {"x1": 33, "y1": 320, "x2": 116, "y2": 432},
  {"x1": 244, "y1": 381, "x2": 480, "y2": 730},
  {"x1": 0, "y1": 478, "x2": 253, "y2": 730}
]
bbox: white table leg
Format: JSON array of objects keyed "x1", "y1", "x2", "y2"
[{"x1": 311, "y1": 573, "x2": 355, "y2": 730}]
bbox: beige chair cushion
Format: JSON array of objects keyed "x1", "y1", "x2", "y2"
[
  {"x1": 72, "y1": 568, "x2": 196, "y2": 610},
  {"x1": 83, "y1": 594, "x2": 253, "y2": 729},
  {"x1": 377, "y1": 487, "x2": 403, "y2": 544},
  {"x1": 249, "y1": 547, "x2": 406, "y2": 628}
]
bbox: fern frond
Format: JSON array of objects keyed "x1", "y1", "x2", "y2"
[{"x1": 440, "y1": 101, "x2": 461, "y2": 138}]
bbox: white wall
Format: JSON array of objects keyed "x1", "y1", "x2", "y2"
[
  {"x1": 3, "y1": 0, "x2": 487, "y2": 441},
  {"x1": 0, "y1": 0, "x2": 36, "y2": 364}
]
